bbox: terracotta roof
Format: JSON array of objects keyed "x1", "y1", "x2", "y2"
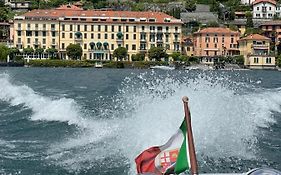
[
  {"x1": 19, "y1": 5, "x2": 181, "y2": 24},
  {"x1": 253, "y1": 0, "x2": 277, "y2": 5},
  {"x1": 260, "y1": 20, "x2": 281, "y2": 26},
  {"x1": 239, "y1": 34, "x2": 270, "y2": 41},
  {"x1": 194, "y1": 27, "x2": 239, "y2": 34}
]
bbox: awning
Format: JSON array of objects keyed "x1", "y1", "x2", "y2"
[
  {"x1": 117, "y1": 32, "x2": 123, "y2": 38},
  {"x1": 103, "y1": 42, "x2": 109, "y2": 46},
  {"x1": 96, "y1": 42, "x2": 102, "y2": 48},
  {"x1": 89, "y1": 42, "x2": 95, "y2": 46},
  {"x1": 75, "y1": 31, "x2": 82, "y2": 36}
]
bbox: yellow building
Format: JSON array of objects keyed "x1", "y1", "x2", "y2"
[
  {"x1": 238, "y1": 34, "x2": 276, "y2": 69},
  {"x1": 13, "y1": 5, "x2": 183, "y2": 61}
]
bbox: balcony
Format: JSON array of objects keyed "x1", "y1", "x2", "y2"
[
  {"x1": 33, "y1": 41, "x2": 40, "y2": 45},
  {"x1": 252, "y1": 44, "x2": 268, "y2": 50},
  {"x1": 139, "y1": 48, "x2": 147, "y2": 52},
  {"x1": 140, "y1": 38, "x2": 147, "y2": 42},
  {"x1": 51, "y1": 42, "x2": 57, "y2": 46}
]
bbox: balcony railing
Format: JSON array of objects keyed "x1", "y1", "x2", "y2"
[{"x1": 33, "y1": 41, "x2": 40, "y2": 45}]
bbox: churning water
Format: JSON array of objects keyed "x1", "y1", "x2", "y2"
[{"x1": 0, "y1": 68, "x2": 280, "y2": 175}]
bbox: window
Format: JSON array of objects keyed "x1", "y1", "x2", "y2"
[
  {"x1": 142, "y1": 26, "x2": 145, "y2": 31},
  {"x1": 35, "y1": 31, "x2": 38, "y2": 37},
  {"x1": 215, "y1": 44, "x2": 217, "y2": 48},
  {"x1": 27, "y1": 38, "x2": 30, "y2": 44},
  {"x1": 132, "y1": 44, "x2": 136, "y2": 50},
  {"x1": 42, "y1": 31, "x2": 46, "y2": 37},
  {"x1": 126, "y1": 44, "x2": 129, "y2": 50},
  {"x1": 84, "y1": 33, "x2": 87, "y2": 39},
  {"x1": 51, "y1": 24, "x2": 55, "y2": 30},
  {"x1": 134, "y1": 26, "x2": 136, "y2": 32},
  {"x1": 43, "y1": 38, "x2": 46, "y2": 44},
  {"x1": 26, "y1": 31, "x2": 32, "y2": 36},
  {"x1": 17, "y1": 31, "x2": 21, "y2": 36},
  {"x1": 105, "y1": 25, "x2": 108, "y2": 32},
  {"x1": 84, "y1": 43, "x2": 87, "y2": 50},
  {"x1": 133, "y1": 34, "x2": 136, "y2": 39},
  {"x1": 62, "y1": 43, "x2": 65, "y2": 49},
  {"x1": 105, "y1": 33, "x2": 108, "y2": 39},
  {"x1": 266, "y1": 57, "x2": 271, "y2": 63},
  {"x1": 98, "y1": 33, "x2": 101, "y2": 39},
  {"x1": 52, "y1": 32, "x2": 56, "y2": 37},
  {"x1": 84, "y1": 25, "x2": 87, "y2": 31},
  {"x1": 111, "y1": 44, "x2": 114, "y2": 50},
  {"x1": 77, "y1": 25, "x2": 80, "y2": 31},
  {"x1": 62, "y1": 24, "x2": 65, "y2": 31},
  {"x1": 70, "y1": 33, "x2": 73, "y2": 38},
  {"x1": 91, "y1": 33, "x2": 94, "y2": 39},
  {"x1": 254, "y1": 57, "x2": 259, "y2": 63},
  {"x1": 98, "y1": 25, "x2": 101, "y2": 31},
  {"x1": 70, "y1": 25, "x2": 73, "y2": 31},
  {"x1": 111, "y1": 33, "x2": 114, "y2": 39},
  {"x1": 206, "y1": 43, "x2": 209, "y2": 48},
  {"x1": 222, "y1": 35, "x2": 225, "y2": 43},
  {"x1": 62, "y1": 33, "x2": 65, "y2": 38},
  {"x1": 91, "y1": 25, "x2": 94, "y2": 31},
  {"x1": 126, "y1": 34, "x2": 129, "y2": 39},
  {"x1": 126, "y1": 26, "x2": 129, "y2": 32},
  {"x1": 118, "y1": 26, "x2": 121, "y2": 32},
  {"x1": 175, "y1": 27, "x2": 178, "y2": 31},
  {"x1": 257, "y1": 7, "x2": 259, "y2": 10},
  {"x1": 269, "y1": 7, "x2": 272, "y2": 10},
  {"x1": 111, "y1": 25, "x2": 114, "y2": 32}
]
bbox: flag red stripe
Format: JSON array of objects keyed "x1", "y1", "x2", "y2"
[{"x1": 135, "y1": 146, "x2": 162, "y2": 174}]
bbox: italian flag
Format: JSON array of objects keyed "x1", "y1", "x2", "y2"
[{"x1": 135, "y1": 120, "x2": 190, "y2": 175}]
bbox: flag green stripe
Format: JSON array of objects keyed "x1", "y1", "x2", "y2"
[{"x1": 174, "y1": 119, "x2": 189, "y2": 174}]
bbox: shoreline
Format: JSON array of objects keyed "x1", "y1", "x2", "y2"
[{"x1": 0, "y1": 60, "x2": 278, "y2": 70}]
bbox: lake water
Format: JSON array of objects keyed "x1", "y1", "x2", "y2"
[{"x1": 0, "y1": 67, "x2": 280, "y2": 175}]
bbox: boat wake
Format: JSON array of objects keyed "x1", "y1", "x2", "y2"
[{"x1": 0, "y1": 71, "x2": 280, "y2": 174}]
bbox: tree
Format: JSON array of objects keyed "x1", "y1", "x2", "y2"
[
  {"x1": 170, "y1": 52, "x2": 181, "y2": 61},
  {"x1": 234, "y1": 55, "x2": 244, "y2": 65},
  {"x1": 277, "y1": 55, "x2": 281, "y2": 67},
  {"x1": 46, "y1": 47, "x2": 58, "y2": 59},
  {"x1": 23, "y1": 47, "x2": 34, "y2": 55},
  {"x1": 185, "y1": 0, "x2": 197, "y2": 12},
  {"x1": 246, "y1": 11, "x2": 253, "y2": 28},
  {"x1": 132, "y1": 53, "x2": 145, "y2": 61},
  {"x1": 113, "y1": 47, "x2": 128, "y2": 61},
  {"x1": 66, "y1": 43, "x2": 82, "y2": 60},
  {"x1": 35, "y1": 47, "x2": 44, "y2": 54},
  {"x1": 148, "y1": 47, "x2": 168, "y2": 61},
  {"x1": 0, "y1": 44, "x2": 9, "y2": 62},
  {"x1": 8, "y1": 47, "x2": 20, "y2": 61},
  {"x1": 179, "y1": 55, "x2": 189, "y2": 62}
]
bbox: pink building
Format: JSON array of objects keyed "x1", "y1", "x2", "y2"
[{"x1": 193, "y1": 27, "x2": 240, "y2": 57}]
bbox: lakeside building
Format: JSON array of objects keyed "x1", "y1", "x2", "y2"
[
  {"x1": 253, "y1": 0, "x2": 278, "y2": 19},
  {"x1": 238, "y1": 34, "x2": 276, "y2": 69},
  {"x1": 13, "y1": 5, "x2": 183, "y2": 61},
  {"x1": 260, "y1": 20, "x2": 281, "y2": 44},
  {"x1": 4, "y1": 0, "x2": 31, "y2": 11},
  {"x1": 193, "y1": 27, "x2": 240, "y2": 65}
]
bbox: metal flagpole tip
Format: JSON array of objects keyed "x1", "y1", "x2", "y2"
[{"x1": 182, "y1": 96, "x2": 189, "y2": 102}]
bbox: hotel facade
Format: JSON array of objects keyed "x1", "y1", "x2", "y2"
[{"x1": 13, "y1": 5, "x2": 183, "y2": 61}]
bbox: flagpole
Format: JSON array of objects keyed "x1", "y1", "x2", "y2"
[{"x1": 182, "y1": 96, "x2": 198, "y2": 175}]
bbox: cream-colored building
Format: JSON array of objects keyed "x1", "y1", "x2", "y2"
[
  {"x1": 238, "y1": 34, "x2": 276, "y2": 69},
  {"x1": 13, "y1": 5, "x2": 183, "y2": 61}
]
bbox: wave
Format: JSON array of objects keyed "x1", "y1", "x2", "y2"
[
  {"x1": 1, "y1": 71, "x2": 280, "y2": 174},
  {"x1": 0, "y1": 73, "x2": 87, "y2": 127}
]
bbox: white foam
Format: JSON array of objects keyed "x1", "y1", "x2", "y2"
[{"x1": 0, "y1": 73, "x2": 87, "y2": 127}]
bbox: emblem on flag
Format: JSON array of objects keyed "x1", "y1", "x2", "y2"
[{"x1": 160, "y1": 149, "x2": 179, "y2": 173}]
